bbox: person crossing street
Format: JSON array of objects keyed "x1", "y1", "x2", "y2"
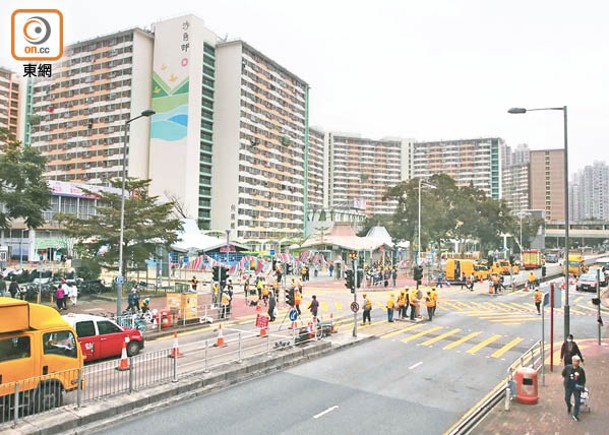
[
  {"x1": 362, "y1": 293, "x2": 372, "y2": 325},
  {"x1": 425, "y1": 289, "x2": 436, "y2": 321},
  {"x1": 534, "y1": 288, "x2": 543, "y2": 314},
  {"x1": 528, "y1": 271, "x2": 537, "y2": 290},
  {"x1": 386, "y1": 293, "x2": 396, "y2": 322}
]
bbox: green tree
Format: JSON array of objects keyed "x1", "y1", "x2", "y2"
[
  {"x1": 59, "y1": 178, "x2": 182, "y2": 275},
  {"x1": 0, "y1": 128, "x2": 51, "y2": 228}
]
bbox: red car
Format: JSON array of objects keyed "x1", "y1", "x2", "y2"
[{"x1": 63, "y1": 313, "x2": 144, "y2": 362}]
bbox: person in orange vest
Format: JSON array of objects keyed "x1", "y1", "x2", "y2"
[
  {"x1": 386, "y1": 293, "x2": 396, "y2": 322},
  {"x1": 362, "y1": 293, "x2": 372, "y2": 325},
  {"x1": 534, "y1": 288, "x2": 543, "y2": 314},
  {"x1": 409, "y1": 287, "x2": 418, "y2": 321},
  {"x1": 491, "y1": 274, "x2": 500, "y2": 295},
  {"x1": 528, "y1": 271, "x2": 537, "y2": 291},
  {"x1": 425, "y1": 289, "x2": 436, "y2": 321},
  {"x1": 294, "y1": 288, "x2": 302, "y2": 315}
]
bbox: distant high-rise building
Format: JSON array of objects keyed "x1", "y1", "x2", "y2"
[
  {"x1": 413, "y1": 138, "x2": 504, "y2": 199},
  {"x1": 308, "y1": 127, "x2": 325, "y2": 212},
  {"x1": 0, "y1": 67, "x2": 21, "y2": 139},
  {"x1": 327, "y1": 133, "x2": 413, "y2": 215},
  {"x1": 529, "y1": 149, "x2": 565, "y2": 223},
  {"x1": 502, "y1": 144, "x2": 531, "y2": 213},
  {"x1": 26, "y1": 28, "x2": 154, "y2": 184},
  {"x1": 211, "y1": 40, "x2": 310, "y2": 241},
  {"x1": 570, "y1": 162, "x2": 609, "y2": 222}
]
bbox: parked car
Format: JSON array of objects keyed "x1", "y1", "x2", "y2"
[
  {"x1": 62, "y1": 313, "x2": 144, "y2": 362},
  {"x1": 575, "y1": 273, "x2": 599, "y2": 292},
  {"x1": 587, "y1": 266, "x2": 608, "y2": 287},
  {"x1": 545, "y1": 253, "x2": 559, "y2": 263}
]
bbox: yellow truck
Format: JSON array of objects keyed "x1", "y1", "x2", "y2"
[
  {"x1": 568, "y1": 254, "x2": 587, "y2": 277},
  {"x1": 490, "y1": 259, "x2": 519, "y2": 275},
  {"x1": 0, "y1": 297, "x2": 84, "y2": 417}
]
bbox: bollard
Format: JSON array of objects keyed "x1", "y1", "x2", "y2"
[{"x1": 505, "y1": 382, "x2": 511, "y2": 411}]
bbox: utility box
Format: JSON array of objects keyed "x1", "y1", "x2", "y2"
[{"x1": 514, "y1": 367, "x2": 539, "y2": 404}]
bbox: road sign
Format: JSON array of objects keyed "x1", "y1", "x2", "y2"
[
  {"x1": 542, "y1": 291, "x2": 550, "y2": 307},
  {"x1": 115, "y1": 275, "x2": 125, "y2": 285},
  {"x1": 350, "y1": 302, "x2": 360, "y2": 312},
  {"x1": 289, "y1": 308, "x2": 298, "y2": 321},
  {"x1": 270, "y1": 249, "x2": 276, "y2": 256}
]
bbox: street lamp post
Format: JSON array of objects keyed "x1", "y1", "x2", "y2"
[
  {"x1": 116, "y1": 109, "x2": 155, "y2": 316},
  {"x1": 508, "y1": 106, "x2": 570, "y2": 339},
  {"x1": 516, "y1": 210, "x2": 530, "y2": 252},
  {"x1": 417, "y1": 178, "x2": 435, "y2": 266}
]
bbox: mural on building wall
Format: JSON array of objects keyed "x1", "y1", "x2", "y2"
[{"x1": 150, "y1": 18, "x2": 192, "y2": 142}]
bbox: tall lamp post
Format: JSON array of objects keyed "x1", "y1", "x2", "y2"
[
  {"x1": 508, "y1": 106, "x2": 569, "y2": 339},
  {"x1": 417, "y1": 178, "x2": 436, "y2": 266},
  {"x1": 516, "y1": 210, "x2": 531, "y2": 252},
  {"x1": 116, "y1": 109, "x2": 155, "y2": 316}
]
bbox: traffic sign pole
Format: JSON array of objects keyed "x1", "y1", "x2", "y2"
[{"x1": 353, "y1": 258, "x2": 358, "y2": 338}]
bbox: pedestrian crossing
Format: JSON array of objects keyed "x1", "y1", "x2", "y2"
[{"x1": 378, "y1": 324, "x2": 532, "y2": 361}]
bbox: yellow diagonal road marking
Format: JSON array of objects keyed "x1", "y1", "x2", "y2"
[
  {"x1": 401, "y1": 326, "x2": 443, "y2": 343},
  {"x1": 574, "y1": 296, "x2": 583, "y2": 303},
  {"x1": 320, "y1": 302, "x2": 329, "y2": 312},
  {"x1": 335, "y1": 302, "x2": 343, "y2": 311},
  {"x1": 466, "y1": 334, "x2": 502, "y2": 354},
  {"x1": 444, "y1": 331, "x2": 481, "y2": 350},
  {"x1": 420, "y1": 328, "x2": 461, "y2": 346},
  {"x1": 442, "y1": 301, "x2": 465, "y2": 311},
  {"x1": 488, "y1": 317, "x2": 539, "y2": 323},
  {"x1": 381, "y1": 323, "x2": 424, "y2": 339},
  {"x1": 491, "y1": 337, "x2": 524, "y2": 359}
]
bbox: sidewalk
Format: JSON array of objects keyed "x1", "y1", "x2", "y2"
[{"x1": 474, "y1": 339, "x2": 609, "y2": 434}]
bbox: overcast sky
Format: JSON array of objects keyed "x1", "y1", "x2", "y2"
[{"x1": 2, "y1": 0, "x2": 607, "y2": 173}]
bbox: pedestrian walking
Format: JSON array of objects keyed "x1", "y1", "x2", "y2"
[
  {"x1": 562, "y1": 355, "x2": 586, "y2": 421},
  {"x1": 469, "y1": 273, "x2": 476, "y2": 291},
  {"x1": 308, "y1": 295, "x2": 319, "y2": 317},
  {"x1": 8, "y1": 278, "x2": 19, "y2": 299},
  {"x1": 560, "y1": 334, "x2": 584, "y2": 366},
  {"x1": 362, "y1": 293, "x2": 372, "y2": 325},
  {"x1": 386, "y1": 293, "x2": 395, "y2": 322},
  {"x1": 391, "y1": 268, "x2": 397, "y2": 288},
  {"x1": 222, "y1": 289, "x2": 232, "y2": 320},
  {"x1": 527, "y1": 271, "x2": 537, "y2": 291},
  {"x1": 534, "y1": 288, "x2": 542, "y2": 314},
  {"x1": 491, "y1": 274, "x2": 500, "y2": 294},
  {"x1": 127, "y1": 288, "x2": 138, "y2": 312},
  {"x1": 425, "y1": 290, "x2": 436, "y2": 321},
  {"x1": 68, "y1": 281, "x2": 78, "y2": 306},
  {"x1": 55, "y1": 284, "x2": 65, "y2": 311},
  {"x1": 294, "y1": 288, "x2": 302, "y2": 315}
]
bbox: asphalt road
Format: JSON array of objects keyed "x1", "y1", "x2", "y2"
[{"x1": 101, "y1": 271, "x2": 607, "y2": 435}]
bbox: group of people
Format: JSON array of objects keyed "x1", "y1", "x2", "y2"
[
  {"x1": 365, "y1": 264, "x2": 398, "y2": 288},
  {"x1": 54, "y1": 279, "x2": 78, "y2": 310},
  {"x1": 362, "y1": 287, "x2": 439, "y2": 324}
]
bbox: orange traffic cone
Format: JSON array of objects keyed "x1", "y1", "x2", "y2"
[
  {"x1": 214, "y1": 323, "x2": 226, "y2": 347},
  {"x1": 255, "y1": 300, "x2": 262, "y2": 312},
  {"x1": 330, "y1": 313, "x2": 336, "y2": 333},
  {"x1": 116, "y1": 338, "x2": 130, "y2": 371},
  {"x1": 259, "y1": 319, "x2": 268, "y2": 337},
  {"x1": 168, "y1": 331, "x2": 183, "y2": 358}
]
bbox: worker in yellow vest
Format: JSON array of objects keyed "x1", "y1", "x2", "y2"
[
  {"x1": 534, "y1": 288, "x2": 543, "y2": 314},
  {"x1": 425, "y1": 289, "x2": 436, "y2": 321},
  {"x1": 362, "y1": 293, "x2": 372, "y2": 325},
  {"x1": 409, "y1": 287, "x2": 418, "y2": 321},
  {"x1": 386, "y1": 293, "x2": 396, "y2": 322},
  {"x1": 294, "y1": 288, "x2": 302, "y2": 315},
  {"x1": 430, "y1": 287, "x2": 438, "y2": 318},
  {"x1": 397, "y1": 290, "x2": 407, "y2": 319}
]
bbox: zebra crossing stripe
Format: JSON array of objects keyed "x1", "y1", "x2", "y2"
[
  {"x1": 443, "y1": 331, "x2": 481, "y2": 350},
  {"x1": 491, "y1": 337, "x2": 524, "y2": 359},
  {"x1": 420, "y1": 328, "x2": 462, "y2": 346},
  {"x1": 466, "y1": 334, "x2": 502, "y2": 354}
]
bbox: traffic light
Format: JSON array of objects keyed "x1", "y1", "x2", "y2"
[
  {"x1": 414, "y1": 266, "x2": 423, "y2": 283},
  {"x1": 212, "y1": 266, "x2": 220, "y2": 282},
  {"x1": 286, "y1": 287, "x2": 295, "y2": 306},
  {"x1": 345, "y1": 269, "x2": 355, "y2": 293},
  {"x1": 220, "y1": 267, "x2": 228, "y2": 286}
]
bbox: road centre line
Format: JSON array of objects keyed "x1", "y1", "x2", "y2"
[
  {"x1": 408, "y1": 361, "x2": 423, "y2": 370},
  {"x1": 313, "y1": 405, "x2": 339, "y2": 419}
]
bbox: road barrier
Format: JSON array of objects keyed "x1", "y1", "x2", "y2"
[
  {"x1": 447, "y1": 340, "x2": 543, "y2": 435},
  {"x1": 0, "y1": 319, "x2": 321, "y2": 429}
]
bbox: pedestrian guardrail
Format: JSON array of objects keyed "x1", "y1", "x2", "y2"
[
  {"x1": 447, "y1": 340, "x2": 543, "y2": 435},
  {"x1": 0, "y1": 317, "x2": 328, "y2": 429}
]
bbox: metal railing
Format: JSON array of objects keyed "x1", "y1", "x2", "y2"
[
  {"x1": 448, "y1": 340, "x2": 543, "y2": 435},
  {"x1": 0, "y1": 317, "x2": 329, "y2": 428}
]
